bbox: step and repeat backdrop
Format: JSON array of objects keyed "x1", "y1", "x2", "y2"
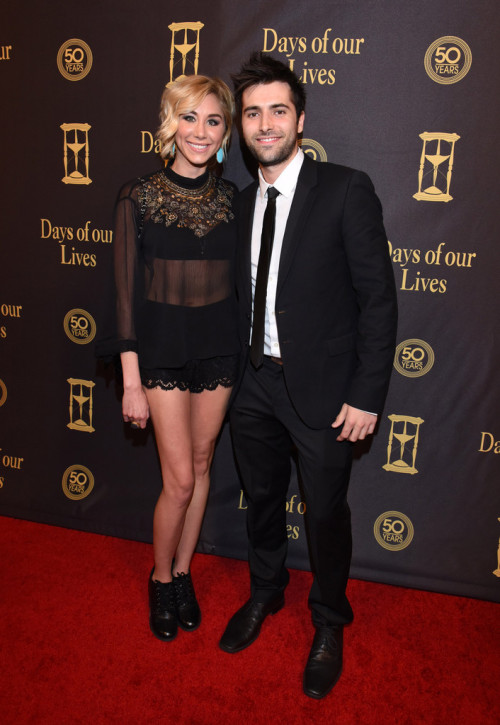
[{"x1": 1, "y1": 1, "x2": 499, "y2": 602}]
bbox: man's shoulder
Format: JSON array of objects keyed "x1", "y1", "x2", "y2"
[
  {"x1": 302, "y1": 157, "x2": 376, "y2": 199},
  {"x1": 318, "y1": 160, "x2": 356, "y2": 175},
  {"x1": 305, "y1": 155, "x2": 367, "y2": 182},
  {"x1": 237, "y1": 158, "x2": 373, "y2": 198}
]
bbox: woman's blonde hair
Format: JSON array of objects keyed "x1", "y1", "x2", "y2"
[{"x1": 157, "y1": 75, "x2": 234, "y2": 161}]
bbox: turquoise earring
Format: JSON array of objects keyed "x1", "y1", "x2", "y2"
[
  {"x1": 171, "y1": 142, "x2": 176, "y2": 157},
  {"x1": 216, "y1": 147, "x2": 224, "y2": 164}
]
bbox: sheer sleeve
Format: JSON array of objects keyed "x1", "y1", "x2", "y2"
[{"x1": 113, "y1": 180, "x2": 141, "y2": 353}]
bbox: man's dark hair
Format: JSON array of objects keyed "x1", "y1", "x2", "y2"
[{"x1": 231, "y1": 52, "x2": 306, "y2": 119}]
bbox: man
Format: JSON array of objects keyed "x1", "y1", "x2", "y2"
[{"x1": 220, "y1": 53, "x2": 398, "y2": 699}]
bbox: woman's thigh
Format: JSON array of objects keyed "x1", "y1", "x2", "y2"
[
  {"x1": 145, "y1": 386, "x2": 193, "y2": 482},
  {"x1": 190, "y1": 384, "x2": 232, "y2": 457}
]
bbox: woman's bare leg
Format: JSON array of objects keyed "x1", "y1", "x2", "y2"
[
  {"x1": 173, "y1": 384, "x2": 232, "y2": 575},
  {"x1": 146, "y1": 384, "x2": 232, "y2": 581},
  {"x1": 145, "y1": 386, "x2": 193, "y2": 583}
]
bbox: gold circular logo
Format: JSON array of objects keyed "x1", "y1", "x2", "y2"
[
  {"x1": 0, "y1": 378, "x2": 7, "y2": 407},
  {"x1": 374, "y1": 511, "x2": 414, "y2": 551},
  {"x1": 63, "y1": 308, "x2": 96, "y2": 345},
  {"x1": 299, "y1": 138, "x2": 328, "y2": 162},
  {"x1": 62, "y1": 464, "x2": 95, "y2": 500},
  {"x1": 424, "y1": 36, "x2": 472, "y2": 85},
  {"x1": 57, "y1": 39, "x2": 93, "y2": 81},
  {"x1": 394, "y1": 339, "x2": 435, "y2": 378}
]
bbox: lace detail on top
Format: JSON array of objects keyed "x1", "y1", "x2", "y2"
[
  {"x1": 108, "y1": 168, "x2": 239, "y2": 364},
  {"x1": 138, "y1": 171, "x2": 235, "y2": 239}
]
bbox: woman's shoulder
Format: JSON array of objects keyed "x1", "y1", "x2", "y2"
[{"x1": 116, "y1": 168, "x2": 165, "y2": 201}]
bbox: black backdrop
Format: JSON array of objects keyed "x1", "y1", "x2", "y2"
[{"x1": 1, "y1": 0, "x2": 499, "y2": 602}]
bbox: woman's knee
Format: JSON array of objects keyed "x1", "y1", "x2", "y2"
[
  {"x1": 192, "y1": 441, "x2": 215, "y2": 479},
  {"x1": 161, "y1": 468, "x2": 195, "y2": 508}
]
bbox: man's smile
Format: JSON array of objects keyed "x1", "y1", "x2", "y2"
[{"x1": 255, "y1": 135, "x2": 282, "y2": 144}]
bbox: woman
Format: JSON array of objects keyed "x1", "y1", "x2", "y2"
[{"x1": 110, "y1": 76, "x2": 239, "y2": 641}]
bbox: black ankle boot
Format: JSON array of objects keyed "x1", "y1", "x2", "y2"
[
  {"x1": 173, "y1": 571, "x2": 201, "y2": 631},
  {"x1": 148, "y1": 569, "x2": 178, "y2": 641}
]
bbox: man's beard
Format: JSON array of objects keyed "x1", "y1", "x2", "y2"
[{"x1": 248, "y1": 134, "x2": 298, "y2": 167}]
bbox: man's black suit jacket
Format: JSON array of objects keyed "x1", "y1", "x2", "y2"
[{"x1": 235, "y1": 154, "x2": 398, "y2": 430}]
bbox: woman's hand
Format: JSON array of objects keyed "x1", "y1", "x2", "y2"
[
  {"x1": 122, "y1": 386, "x2": 149, "y2": 429},
  {"x1": 120, "y1": 351, "x2": 149, "y2": 429}
]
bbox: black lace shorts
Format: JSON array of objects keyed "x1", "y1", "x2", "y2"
[{"x1": 141, "y1": 354, "x2": 239, "y2": 394}]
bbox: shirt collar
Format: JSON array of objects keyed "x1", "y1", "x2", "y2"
[{"x1": 258, "y1": 147, "x2": 304, "y2": 200}]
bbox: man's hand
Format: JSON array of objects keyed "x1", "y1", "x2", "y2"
[{"x1": 332, "y1": 403, "x2": 377, "y2": 442}]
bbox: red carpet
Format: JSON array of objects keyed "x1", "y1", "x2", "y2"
[{"x1": 1, "y1": 516, "x2": 498, "y2": 724}]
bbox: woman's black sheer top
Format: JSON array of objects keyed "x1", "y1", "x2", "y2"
[{"x1": 102, "y1": 165, "x2": 239, "y2": 368}]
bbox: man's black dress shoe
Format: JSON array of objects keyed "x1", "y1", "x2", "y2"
[
  {"x1": 219, "y1": 595, "x2": 285, "y2": 653},
  {"x1": 173, "y1": 571, "x2": 201, "y2": 631},
  {"x1": 303, "y1": 625, "x2": 343, "y2": 699},
  {"x1": 148, "y1": 569, "x2": 177, "y2": 641}
]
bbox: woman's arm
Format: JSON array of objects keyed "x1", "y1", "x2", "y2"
[{"x1": 120, "y1": 351, "x2": 149, "y2": 428}]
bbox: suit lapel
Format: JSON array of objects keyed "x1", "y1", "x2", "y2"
[{"x1": 277, "y1": 155, "x2": 318, "y2": 295}]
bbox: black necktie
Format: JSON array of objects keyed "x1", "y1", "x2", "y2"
[{"x1": 250, "y1": 186, "x2": 280, "y2": 369}]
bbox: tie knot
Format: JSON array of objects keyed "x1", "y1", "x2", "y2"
[{"x1": 267, "y1": 186, "x2": 280, "y2": 201}]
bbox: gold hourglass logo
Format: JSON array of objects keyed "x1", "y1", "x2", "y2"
[
  {"x1": 67, "y1": 378, "x2": 95, "y2": 433},
  {"x1": 167, "y1": 21, "x2": 204, "y2": 85},
  {"x1": 383, "y1": 414, "x2": 424, "y2": 475},
  {"x1": 413, "y1": 132, "x2": 460, "y2": 202},
  {"x1": 61, "y1": 123, "x2": 92, "y2": 185}
]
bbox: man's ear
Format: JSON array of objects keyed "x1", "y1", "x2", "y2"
[{"x1": 297, "y1": 111, "x2": 305, "y2": 134}]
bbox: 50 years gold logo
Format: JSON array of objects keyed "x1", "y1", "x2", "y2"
[
  {"x1": 0, "y1": 378, "x2": 7, "y2": 407},
  {"x1": 424, "y1": 36, "x2": 471, "y2": 85},
  {"x1": 64, "y1": 309, "x2": 96, "y2": 345},
  {"x1": 374, "y1": 511, "x2": 414, "y2": 551},
  {"x1": 57, "y1": 39, "x2": 93, "y2": 81},
  {"x1": 394, "y1": 339, "x2": 435, "y2": 378},
  {"x1": 62, "y1": 464, "x2": 94, "y2": 500},
  {"x1": 494, "y1": 519, "x2": 500, "y2": 578},
  {"x1": 299, "y1": 138, "x2": 327, "y2": 162}
]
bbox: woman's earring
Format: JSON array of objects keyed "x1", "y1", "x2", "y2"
[
  {"x1": 216, "y1": 147, "x2": 224, "y2": 164},
  {"x1": 171, "y1": 142, "x2": 176, "y2": 157}
]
